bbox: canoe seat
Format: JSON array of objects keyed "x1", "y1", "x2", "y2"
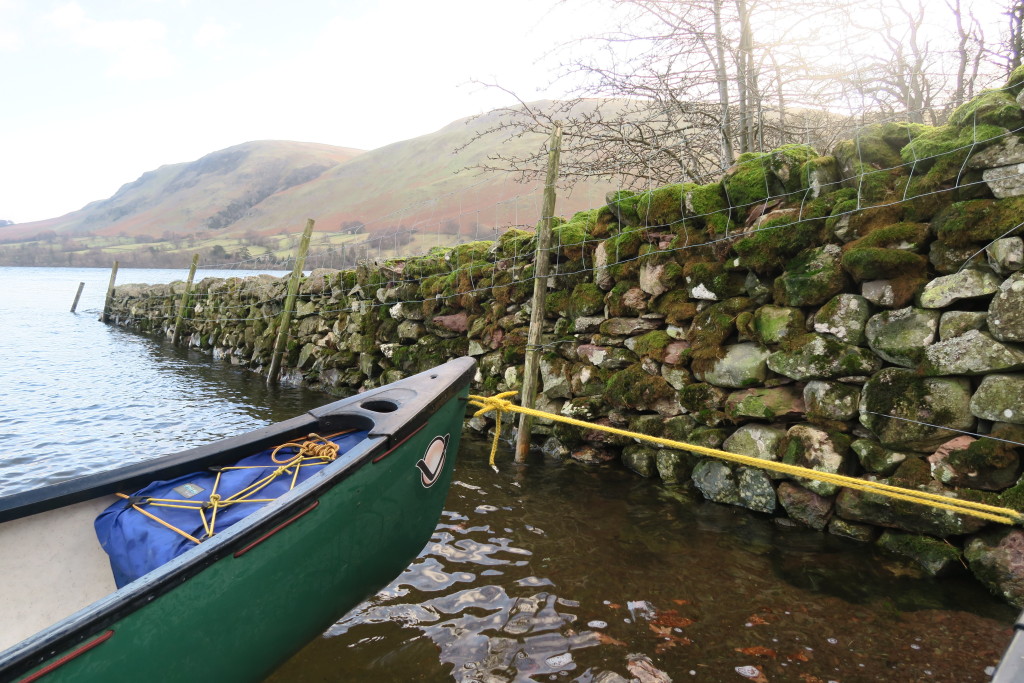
[{"x1": 94, "y1": 431, "x2": 368, "y2": 587}]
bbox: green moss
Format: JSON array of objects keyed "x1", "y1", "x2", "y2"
[
  {"x1": 545, "y1": 289, "x2": 572, "y2": 317},
  {"x1": 723, "y1": 152, "x2": 785, "y2": 220},
  {"x1": 635, "y1": 184, "x2": 685, "y2": 227},
  {"x1": 448, "y1": 240, "x2": 494, "y2": 264},
  {"x1": 768, "y1": 143, "x2": 819, "y2": 192},
  {"x1": 800, "y1": 156, "x2": 840, "y2": 194},
  {"x1": 849, "y1": 222, "x2": 930, "y2": 251},
  {"x1": 932, "y1": 199, "x2": 996, "y2": 246},
  {"x1": 684, "y1": 261, "x2": 745, "y2": 299},
  {"x1": 651, "y1": 290, "x2": 698, "y2": 325},
  {"x1": 570, "y1": 282, "x2": 604, "y2": 316},
  {"x1": 840, "y1": 247, "x2": 927, "y2": 281},
  {"x1": 631, "y1": 330, "x2": 674, "y2": 361},
  {"x1": 834, "y1": 131, "x2": 903, "y2": 172},
  {"x1": 879, "y1": 121, "x2": 932, "y2": 148},
  {"x1": 687, "y1": 182, "x2": 734, "y2": 233},
  {"x1": 497, "y1": 228, "x2": 536, "y2": 258},
  {"x1": 553, "y1": 209, "x2": 598, "y2": 258},
  {"x1": 733, "y1": 216, "x2": 827, "y2": 275},
  {"x1": 949, "y1": 89, "x2": 1024, "y2": 129},
  {"x1": 1007, "y1": 65, "x2": 1024, "y2": 96},
  {"x1": 607, "y1": 190, "x2": 642, "y2": 227},
  {"x1": 900, "y1": 123, "x2": 1006, "y2": 172},
  {"x1": 605, "y1": 363, "x2": 677, "y2": 409}
]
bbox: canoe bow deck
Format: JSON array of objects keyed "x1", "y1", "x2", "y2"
[{"x1": 0, "y1": 357, "x2": 474, "y2": 683}]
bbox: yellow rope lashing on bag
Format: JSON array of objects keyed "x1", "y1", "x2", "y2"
[
  {"x1": 468, "y1": 393, "x2": 1024, "y2": 527},
  {"x1": 119, "y1": 432, "x2": 348, "y2": 545}
]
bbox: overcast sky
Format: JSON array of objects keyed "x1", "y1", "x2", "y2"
[
  {"x1": 0, "y1": 0, "x2": 605, "y2": 223},
  {"x1": 1, "y1": 0, "x2": 1015, "y2": 224}
]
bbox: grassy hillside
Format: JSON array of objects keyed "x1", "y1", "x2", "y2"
[{"x1": 0, "y1": 100, "x2": 624, "y2": 268}]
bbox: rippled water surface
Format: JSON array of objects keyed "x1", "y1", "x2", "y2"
[
  {"x1": 1, "y1": 267, "x2": 1016, "y2": 682},
  {"x1": 0, "y1": 266, "x2": 321, "y2": 497},
  {"x1": 269, "y1": 440, "x2": 1016, "y2": 683}
]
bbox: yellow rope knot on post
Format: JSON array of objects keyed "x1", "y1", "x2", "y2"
[
  {"x1": 468, "y1": 391, "x2": 519, "y2": 471},
  {"x1": 466, "y1": 392, "x2": 1024, "y2": 527}
]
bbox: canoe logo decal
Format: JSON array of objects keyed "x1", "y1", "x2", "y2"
[{"x1": 416, "y1": 434, "x2": 449, "y2": 487}]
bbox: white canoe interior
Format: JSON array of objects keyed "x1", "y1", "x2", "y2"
[{"x1": 0, "y1": 496, "x2": 118, "y2": 653}]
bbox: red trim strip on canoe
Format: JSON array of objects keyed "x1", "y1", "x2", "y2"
[
  {"x1": 19, "y1": 630, "x2": 114, "y2": 683},
  {"x1": 232, "y1": 501, "x2": 319, "y2": 558}
]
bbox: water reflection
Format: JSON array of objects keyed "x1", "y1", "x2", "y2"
[{"x1": 268, "y1": 438, "x2": 1014, "y2": 683}]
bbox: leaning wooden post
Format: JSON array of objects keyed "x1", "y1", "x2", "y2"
[
  {"x1": 267, "y1": 219, "x2": 316, "y2": 384},
  {"x1": 515, "y1": 122, "x2": 562, "y2": 463},
  {"x1": 100, "y1": 261, "x2": 119, "y2": 323},
  {"x1": 172, "y1": 253, "x2": 200, "y2": 345},
  {"x1": 70, "y1": 282, "x2": 85, "y2": 313}
]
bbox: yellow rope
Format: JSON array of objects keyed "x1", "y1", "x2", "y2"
[
  {"x1": 124, "y1": 432, "x2": 347, "y2": 544},
  {"x1": 468, "y1": 393, "x2": 1024, "y2": 526}
]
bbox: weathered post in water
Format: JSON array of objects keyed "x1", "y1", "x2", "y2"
[
  {"x1": 267, "y1": 219, "x2": 316, "y2": 384},
  {"x1": 172, "y1": 253, "x2": 200, "y2": 345},
  {"x1": 515, "y1": 122, "x2": 562, "y2": 463},
  {"x1": 100, "y1": 261, "x2": 119, "y2": 323},
  {"x1": 69, "y1": 282, "x2": 85, "y2": 313}
]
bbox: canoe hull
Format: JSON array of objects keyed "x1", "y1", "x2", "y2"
[{"x1": 0, "y1": 358, "x2": 474, "y2": 683}]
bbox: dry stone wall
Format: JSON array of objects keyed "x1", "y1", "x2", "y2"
[{"x1": 108, "y1": 72, "x2": 1024, "y2": 606}]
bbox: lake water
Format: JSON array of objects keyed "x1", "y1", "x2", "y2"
[{"x1": 0, "y1": 266, "x2": 1016, "y2": 682}]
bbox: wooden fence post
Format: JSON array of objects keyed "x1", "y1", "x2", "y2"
[
  {"x1": 267, "y1": 219, "x2": 316, "y2": 384},
  {"x1": 100, "y1": 261, "x2": 119, "y2": 323},
  {"x1": 70, "y1": 282, "x2": 85, "y2": 313},
  {"x1": 172, "y1": 253, "x2": 200, "y2": 345},
  {"x1": 515, "y1": 122, "x2": 562, "y2": 463}
]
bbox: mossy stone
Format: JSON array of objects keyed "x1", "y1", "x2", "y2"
[
  {"x1": 949, "y1": 89, "x2": 1024, "y2": 129},
  {"x1": 767, "y1": 333, "x2": 882, "y2": 381},
  {"x1": 606, "y1": 363, "x2": 681, "y2": 415},
  {"x1": 863, "y1": 306, "x2": 940, "y2": 367},
  {"x1": 734, "y1": 213, "x2": 828, "y2": 275},
  {"x1": 851, "y1": 439, "x2": 909, "y2": 476},
  {"x1": 877, "y1": 531, "x2": 963, "y2": 576},
  {"x1": 859, "y1": 367, "x2": 975, "y2": 451},
  {"x1": 812, "y1": 294, "x2": 870, "y2": 345},
  {"x1": 570, "y1": 282, "x2": 604, "y2": 317},
  {"x1": 773, "y1": 244, "x2": 848, "y2": 307},
  {"x1": 753, "y1": 305, "x2": 805, "y2": 344},
  {"x1": 722, "y1": 152, "x2": 786, "y2": 219},
  {"x1": 841, "y1": 247, "x2": 927, "y2": 281},
  {"x1": 685, "y1": 182, "x2": 734, "y2": 233},
  {"x1": 635, "y1": 184, "x2": 684, "y2": 227}
]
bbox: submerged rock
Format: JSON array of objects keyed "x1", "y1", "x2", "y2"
[
  {"x1": 966, "y1": 528, "x2": 1024, "y2": 607},
  {"x1": 877, "y1": 531, "x2": 963, "y2": 576},
  {"x1": 777, "y1": 482, "x2": 833, "y2": 530}
]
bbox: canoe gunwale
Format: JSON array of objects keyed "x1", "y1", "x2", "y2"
[{"x1": 0, "y1": 357, "x2": 475, "y2": 683}]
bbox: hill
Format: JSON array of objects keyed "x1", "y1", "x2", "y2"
[{"x1": 2, "y1": 101, "x2": 623, "y2": 254}]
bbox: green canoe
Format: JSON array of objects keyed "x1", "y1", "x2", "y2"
[{"x1": 0, "y1": 357, "x2": 475, "y2": 682}]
